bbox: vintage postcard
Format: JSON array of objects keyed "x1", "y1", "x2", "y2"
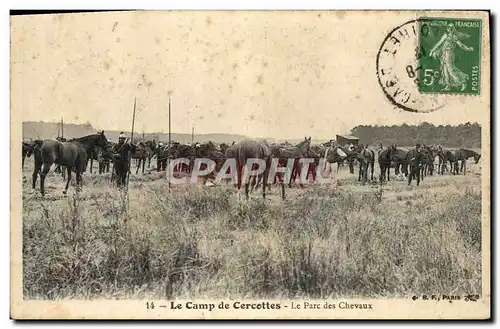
[{"x1": 10, "y1": 10, "x2": 490, "y2": 319}]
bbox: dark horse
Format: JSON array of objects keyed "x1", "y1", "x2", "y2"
[
  {"x1": 437, "y1": 148, "x2": 459, "y2": 175},
  {"x1": 378, "y1": 147, "x2": 394, "y2": 182},
  {"x1": 22, "y1": 141, "x2": 33, "y2": 168},
  {"x1": 233, "y1": 139, "x2": 273, "y2": 200},
  {"x1": 457, "y1": 148, "x2": 481, "y2": 175},
  {"x1": 32, "y1": 131, "x2": 108, "y2": 195}
]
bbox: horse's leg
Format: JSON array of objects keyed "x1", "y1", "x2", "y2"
[
  {"x1": 245, "y1": 180, "x2": 250, "y2": 200},
  {"x1": 142, "y1": 157, "x2": 146, "y2": 174},
  {"x1": 76, "y1": 171, "x2": 83, "y2": 192},
  {"x1": 371, "y1": 161, "x2": 374, "y2": 181},
  {"x1": 463, "y1": 160, "x2": 467, "y2": 175},
  {"x1": 135, "y1": 159, "x2": 140, "y2": 174},
  {"x1": 39, "y1": 162, "x2": 52, "y2": 196},
  {"x1": 63, "y1": 166, "x2": 72, "y2": 195},
  {"x1": 236, "y1": 163, "x2": 242, "y2": 191},
  {"x1": 407, "y1": 166, "x2": 412, "y2": 186},
  {"x1": 288, "y1": 162, "x2": 294, "y2": 188},
  {"x1": 262, "y1": 161, "x2": 269, "y2": 200},
  {"x1": 32, "y1": 162, "x2": 41, "y2": 190},
  {"x1": 416, "y1": 167, "x2": 421, "y2": 186}
]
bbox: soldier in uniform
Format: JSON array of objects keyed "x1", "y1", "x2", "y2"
[
  {"x1": 112, "y1": 132, "x2": 126, "y2": 155},
  {"x1": 408, "y1": 143, "x2": 424, "y2": 186},
  {"x1": 111, "y1": 132, "x2": 130, "y2": 187}
]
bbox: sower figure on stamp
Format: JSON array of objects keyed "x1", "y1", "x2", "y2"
[{"x1": 429, "y1": 23, "x2": 474, "y2": 92}]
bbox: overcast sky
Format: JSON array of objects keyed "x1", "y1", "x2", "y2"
[{"x1": 11, "y1": 11, "x2": 489, "y2": 139}]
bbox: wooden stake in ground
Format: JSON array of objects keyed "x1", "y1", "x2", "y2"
[{"x1": 126, "y1": 97, "x2": 137, "y2": 192}]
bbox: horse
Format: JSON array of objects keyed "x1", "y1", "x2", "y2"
[
  {"x1": 96, "y1": 144, "x2": 113, "y2": 174},
  {"x1": 437, "y1": 148, "x2": 459, "y2": 175},
  {"x1": 192, "y1": 142, "x2": 225, "y2": 185},
  {"x1": 321, "y1": 144, "x2": 354, "y2": 174},
  {"x1": 233, "y1": 139, "x2": 274, "y2": 200},
  {"x1": 388, "y1": 145, "x2": 409, "y2": 179},
  {"x1": 144, "y1": 140, "x2": 157, "y2": 168},
  {"x1": 355, "y1": 144, "x2": 375, "y2": 182},
  {"x1": 154, "y1": 142, "x2": 169, "y2": 171},
  {"x1": 269, "y1": 137, "x2": 312, "y2": 188},
  {"x1": 32, "y1": 131, "x2": 108, "y2": 195},
  {"x1": 378, "y1": 147, "x2": 394, "y2": 182},
  {"x1": 112, "y1": 142, "x2": 137, "y2": 188},
  {"x1": 457, "y1": 148, "x2": 481, "y2": 175},
  {"x1": 130, "y1": 141, "x2": 151, "y2": 174},
  {"x1": 26, "y1": 140, "x2": 43, "y2": 189},
  {"x1": 22, "y1": 141, "x2": 33, "y2": 168},
  {"x1": 218, "y1": 142, "x2": 231, "y2": 156},
  {"x1": 421, "y1": 145, "x2": 439, "y2": 177},
  {"x1": 223, "y1": 143, "x2": 238, "y2": 185}
]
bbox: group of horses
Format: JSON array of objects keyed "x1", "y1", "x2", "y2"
[{"x1": 22, "y1": 133, "x2": 481, "y2": 199}]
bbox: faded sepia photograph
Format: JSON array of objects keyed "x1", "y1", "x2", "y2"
[{"x1": 10, "y1": 10, "x2": 490, "y2": 319}]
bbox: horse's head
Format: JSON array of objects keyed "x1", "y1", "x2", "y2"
[
  {"x1": 96, "y1": 130, "x2": 107, "y2": 147},
  {"x1": 298, "y1": 136, "x2": 312, "y2": 154},
  {"x1": 474, "y1": 153, "x2": 481, "y2": 164}
]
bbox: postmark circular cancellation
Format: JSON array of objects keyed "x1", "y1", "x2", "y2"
[{"x1": 376, "y1": 19, "x2": 451, "y2": 113}]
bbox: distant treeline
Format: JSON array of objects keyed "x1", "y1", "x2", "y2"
[{"x1": 349, "y1": 122, "x2": 481, "y2": 148}]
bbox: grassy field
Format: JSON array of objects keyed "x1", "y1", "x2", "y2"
[{"x1": 21, "y1": 157, "x2": 483, "y2": 300}]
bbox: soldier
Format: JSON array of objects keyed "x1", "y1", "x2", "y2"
[
  {"x1": 408, "y1": 143, "x2": 424, "y2": 186},
  {"x1": 112, "y1": 132, "x2": 126, "y2": 155}
]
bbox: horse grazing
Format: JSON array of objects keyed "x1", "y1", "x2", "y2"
[
  {"x1": 33, "y1": 131, "x2": 108, "y2": 196},
  {"x1": 233, "y1": 139, "x2": 273, "y2": 200},
  {"x1": 457, "y1": 148, "x2": 481, "y2": 175},
  {"x1": 22, "y1": 141, "x2": 33, "y2": 168}
]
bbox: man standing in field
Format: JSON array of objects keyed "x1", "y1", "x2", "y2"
[
  {"x1": 111, "y1": 132, "x2": 129, "y2": 187},
  {"x1": 408, "y1": 143, "x2": 424, "y2": 186}
]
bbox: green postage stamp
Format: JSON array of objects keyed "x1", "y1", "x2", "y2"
[{"x1": 418, "y1": 18, "x2": 482, "y2": 95}]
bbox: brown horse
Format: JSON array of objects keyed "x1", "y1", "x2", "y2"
[
  {"x1": 33, "y1": 131, "x2": 108, "y2": 195},
  {"x1": 437, "y1": 148, "x2": 459, "y2": 175},
  {"x1": 355, "y1": 144, "x2": 375, "y2": 182},
  {"x1": 130, "y1": 141, "x2": 153, "y2": 174},
  {"x1": 233, "y1": 139, "x2": 273, "y2": 200},
  {"x1": 457, "y1": 148, "x2": 481, "y2": 175}
]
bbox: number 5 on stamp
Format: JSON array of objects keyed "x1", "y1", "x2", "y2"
[{"x1": 418, "y1": 18, "x2": 482, "y2": 95}]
